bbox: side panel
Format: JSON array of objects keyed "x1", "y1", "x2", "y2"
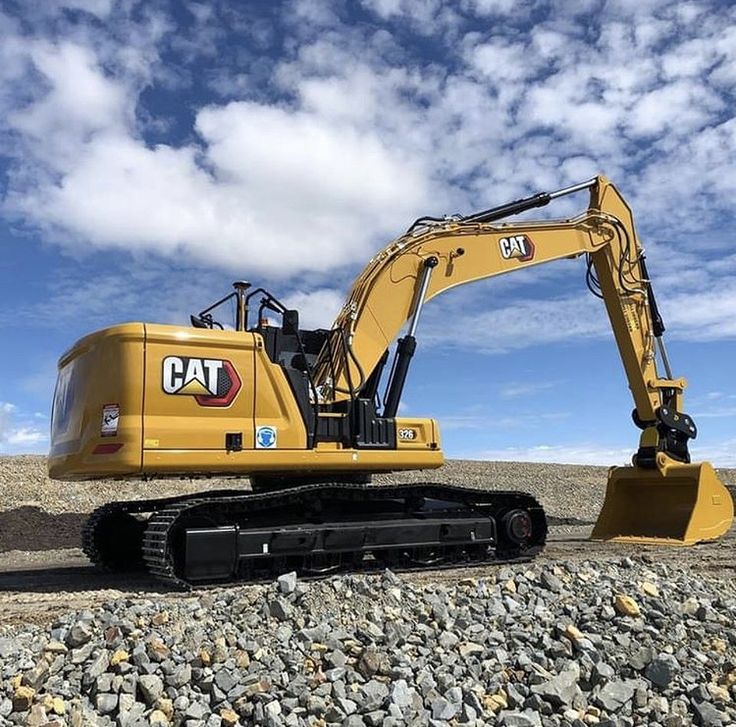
[
  {"x1": 395, "y1": 417, "x2": 441, "y2": 451},
  {"x1": 48, "y1": 324, "x2": 145, "y2": 479},
  {"x1": 142, "y1": 325, "x2": 256, "y2": 452},
  {"x1": 252, "y1": 342, "x2": 308, "y2": 450}
]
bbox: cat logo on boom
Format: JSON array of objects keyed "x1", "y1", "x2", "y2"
[
  {"x1": 162, "y1": 356, "x2": 241, "y2": 407},
  {"x1": 499, "y1": 235, "x2": 535, "y2": 262}
]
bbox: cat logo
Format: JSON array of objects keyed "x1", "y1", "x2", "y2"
[
  {"x1": 499, "y1": 234, "x2": 535, "y2": 262},
  {"x1": 162, "y1": 356, "x2": 241, "y2": 407}
]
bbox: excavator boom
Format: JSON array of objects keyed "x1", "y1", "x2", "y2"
[{"x1": 318, "y1": 178, "x2": 665, "y2": 421}]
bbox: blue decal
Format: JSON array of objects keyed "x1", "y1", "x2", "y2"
[{"x1": 256, "y1": 426, "x2": 277, "y2": 448}]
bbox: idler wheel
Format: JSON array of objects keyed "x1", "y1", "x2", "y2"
[{"x1": 501, "y1": 509, "x2": 533, "y2": 545}]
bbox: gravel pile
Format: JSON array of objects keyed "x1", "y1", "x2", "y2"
[
  {"x1": 6, "y1": 456, "x2": 735, "y2": 523},
  {"x1": 0, "y1": 458, "x2": 251, "y2": 517},
  {"x1": 2, "y1": 559, "x2": 736, "y2": 727}
]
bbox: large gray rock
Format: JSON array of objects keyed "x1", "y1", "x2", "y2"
[
  {"x1": 168, "y1": 663, "x2": 191, "y2": 687},
  {"x1": 85, "y1": 650, "x2": 110, "y2": 680},
  {"x1": 0, "y1": 698, "x2": 12, "y2": 717},
  {"x1": 439, "y1": 631, "x2": 459, "y2": 649},
  {"x1": 138, "y1": 674, "x2": 164, "y2": 705},
  {"x1": 431, "y1": 696, "x2": 457, "y2": 721},
  {"x1": 359, "y1": 680, "x2": 389, "y2": 711},
  {"x1": 530, "y1": 662, "x2": 581, "y2": 707},
  {"x1": 645, "y1": 654, "x2": 680, "y2": 689},
  {"x1": 0, "y1": 638, "x2": 20, "y2": 658},
  {"x1": 357, "y1": 647, "x2": 388, "y2": 678},
  {"x1": 499, "y1": 709, "x2": 543, "y2": 727},
  {"x1": 389, "y1": 679, "x2": 414, "y2": 709},
  {"x1": 214, "y1": 668, "x2": 238, "y2": 693},
  {"x1": 67, "y1": 622, "x2": 93, "y2": 647},
  {"x1": 95, "y1": 693, "x2": 118, "y2": 714},
  {"x1": 629, "y1": 646, "x2": 657, "y2": 670},
  {"x1": 540, "y1": 571, "x2": 564, "y2": 593},
  {"x1": 186, "y1": 701, "x2": 210, "y2": 720},
  {"x1": 596, "y1": 679, "x2": 637, "y2": 712},
  {"x1": 693, "y1": 701, "x2": 725, "y2": 727},
  {"x1": 592, "y1": 661, "x2": 615, "y2": 684},
  {"x1": 364, "y1": 711, "x2": 387, "y2": 726},
  {"x1": 277, "y1": 572, "x2": 297, "y2": 595},
  {"x1": 269, "y1": 598, "x2": 292, "y2": 621},
  {"x1": 22, "y1": 661, "x2": 49, "y2": 690}
]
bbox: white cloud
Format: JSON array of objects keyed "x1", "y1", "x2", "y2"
[
  {"x1": 469, "y1": 443, "x2": 633, "y2": 466},
  {"x1": 463, "y1": 0, "x2": 520, "y2": 16},
  {"x1": 9, "y1": 41, "x2": 129, "y2": 158},
  {"x1": 439, "y1": 411, "x2": 570, "y2": 431},
  {"x1": 697, "y1": 408, "x2": 736, "y2": 419},
  {"x1": 665, "y1": 280, "x2": 736, "y2": 341},
  {"x1": 5, "y1": 42, "x2": 430, "y2": 277},
  {"x1": 420, "y1": 270, "x2": 736, "y2": 355},
  {"x1": 499, "y1": 381, "x2": 559, "y2": 399},
  {"x1": 289, "y1": 0, "x2": 341, "y2": 26},
  {"x1": 359, "y1": 0, "x2": 459, "y2": 30},
  {"x1": 423, "y1": 293, "x2": 607, "y2": 354},
  {"x1": 282, "y1": 288, "x2": 345, "y2": 330},
  {"x1": 59, "y1": 0, "x2": 114, "y2": 18},
  {"x1": 6, "y1": 427, "x2": 47, "y2": 446},
  {"x1": 626, "y1": 80, "x2": 723, "y2": 138},
  {"x1": 0, "y1": 402, "x2": 48, "y2": 454},
  {"x1": 692, "y1": 440, "x2": 736, "y2": 468},
  {"x1": 468, "y1": 40, "x2": 538, "y2": 83},
  {"x1": 0, "y1": 402, "x2": 17, "y2": 430},
  {"x1": 0, "y1": 0, "x2": 735, "y2": 339}
]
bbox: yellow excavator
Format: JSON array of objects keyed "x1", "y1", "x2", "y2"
[{"x1": 48, "y1": 176, "x2": 733, "y2": 586}]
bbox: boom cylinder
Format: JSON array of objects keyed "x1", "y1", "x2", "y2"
[
  {"x1": 638, "y1": 256, "x2": 674, "y2": 379},
  {"x1": 383, "y1": 336, "x2": 417, "y2": 418},
  {"x1": 462, "y1": 178, "x2": 597, "y2": 224},
  {"x1": 383, "y1": 256, "x2": 438, "y2": 417}
]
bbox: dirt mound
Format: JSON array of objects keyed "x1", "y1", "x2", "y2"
[{"x1": 0, "y1": 507, "x2": 85, "y2": 552}]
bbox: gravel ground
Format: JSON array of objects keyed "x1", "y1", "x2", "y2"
[
  {"x1": 2, "y1": 562, "x2": 736, "y2": 727},
  {"x1": 0, "y1": 456, "x2": 735, "y2": 726}
]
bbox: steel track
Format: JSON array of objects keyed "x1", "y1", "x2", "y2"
[{"x1": 83, "y1": 483, "x2": 547, "y2": 589}]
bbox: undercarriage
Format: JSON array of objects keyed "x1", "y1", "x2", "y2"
[{"x1": 82, "y1": 482, "x2": 547, "y2": 588}]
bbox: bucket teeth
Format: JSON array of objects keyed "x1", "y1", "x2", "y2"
[{"x1": 591, "y1": 462, "x2": 733, "y2": 545}]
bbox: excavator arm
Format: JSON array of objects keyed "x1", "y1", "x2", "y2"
[{"x1": 315, "y1": 175, "x2": 732, "y2": 544}]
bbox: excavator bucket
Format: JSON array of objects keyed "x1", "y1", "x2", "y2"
[{"x1": 591, "y1": 461, "x2": 733, "y2": 545}]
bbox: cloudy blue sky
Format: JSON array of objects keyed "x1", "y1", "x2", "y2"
[{"x1": 1, "y1": 0, "x2": 735, "y2": 465}]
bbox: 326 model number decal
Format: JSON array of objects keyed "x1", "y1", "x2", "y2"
[{"x1": 398, "y1": 428, "x2": 417, "y2": 440}]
